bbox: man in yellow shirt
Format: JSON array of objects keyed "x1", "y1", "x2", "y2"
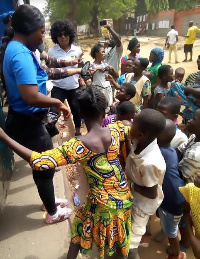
[{"x1": 183, "y1": 21, "x2": 200, "y2": 62}]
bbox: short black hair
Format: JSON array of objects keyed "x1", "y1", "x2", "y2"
[
  {"x1": 136, "y1": 108, "x2": 166, "y2": 137},
  {"x1": 158, "y1": 65, "x2": 172, "y2": 79},
  {"x1": 127, "y1": 37, "x2": 139, "y2": 51},
  {"x1": 159, "y1": 97, "x2": 181, "y2": 114},
  {"x1": 118, "y1": 101, "x2": 135, "y2": 115},
  {"x1": 91, "y1": 43, "x2": 104, "y2": 59},
  {"x1": 12, "y1": 5, "x2": 45, "y2": 35},
  {"x1": 175, "y1": 67, "x2": 185, "y2": 74},
  {"x1": 138, "y1": 58, "x2": 149, "y2": 70},
  {"x1": 127, "y1": 57, "x2": 135, "y2": 63},
  {"x1": 122, "y1": 83, "x2": 136, "y2": 99},
  {"x1": 77, "y1": 86, "x2": 108, "y2": 119},
  {"x1": 50, "y1": 19, "x2": 75, "y2": 45},
  {"x1": 171, "y1": 25, "x2": 175, "y2": 29}
]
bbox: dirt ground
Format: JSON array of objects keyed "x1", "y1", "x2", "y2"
[{"x1": 50, "y1": 35, "x2": 198, "y2": 258}]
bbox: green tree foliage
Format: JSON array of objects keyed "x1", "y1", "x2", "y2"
[
  {"x1": 46, "y1": 0, "x2": 136, "y2": 35},
  {"x1": 173, "y1": 0, "x2": 200, "y2": 10},
  {"x1": 46, "y1": 0, "x2": 136, "y2": 24},
  {"x1": 141, "y1": 0, "x2": 200, "y2": 13},
  {"x1": 135, "y1": 0, "x2": 147, "y2": 15},
  {"x1": 145, "y1": 0, "x2": 169, "y2": 13}
]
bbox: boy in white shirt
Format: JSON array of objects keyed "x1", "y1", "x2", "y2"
[
  {"x1": 165, "y1": 25, "x2": 179, "y2": 63},
  {"x1": 125, "y1": 109, "x2": 166, "y2": 259}
]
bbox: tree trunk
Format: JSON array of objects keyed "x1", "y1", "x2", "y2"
[
  {"x1": 67, "y1": 0, "x2": 78, "y2": 41},
  {"x1": 89, "y1": 4, "x2": 100, "y2": 37}
]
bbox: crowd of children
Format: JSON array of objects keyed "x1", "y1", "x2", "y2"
[{"x1": 1, "y1": 5, "x2": 200, "y2": 259}]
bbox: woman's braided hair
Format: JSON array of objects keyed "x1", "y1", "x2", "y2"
[{"x1": 76, "y1": 86, "x2": 108, "y2": 119}]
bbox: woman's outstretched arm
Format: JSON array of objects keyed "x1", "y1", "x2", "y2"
[{"x1": 0, "y1": 128, "x2": 69, "y2": 170}]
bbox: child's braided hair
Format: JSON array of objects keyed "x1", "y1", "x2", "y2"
[{"x1": 77, "y1": 86, "x2": 108, "y2": 119}]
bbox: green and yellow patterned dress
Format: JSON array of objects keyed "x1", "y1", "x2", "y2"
[{"x1": 30, "y1": 121, "x2": 133, "y2": 258}]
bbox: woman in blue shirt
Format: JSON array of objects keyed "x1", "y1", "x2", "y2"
[{"x1": 1, "y1": 5, "x2": 72, "y2": 224}]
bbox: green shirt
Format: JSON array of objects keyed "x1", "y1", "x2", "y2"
[{"x1": 147, "y1": 63, "x2": 161, "y2": 86}]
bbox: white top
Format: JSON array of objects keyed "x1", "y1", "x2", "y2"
[
  {"x1": 48, "y1": 44, "x2": 82, "y2": 90},
  {"x1": 105, "y1": 45, "x2": 123, "y2": 72},
  {"x1": 167, "y1": 29, "x2": 178, "y2": 45},
  {"x1": 92, "y1": 61, "x2": 111, "y2": 88},
  {"x1": 178, "y1": 135, "x2": 200, "y2": 183},
  {"x1": 125, "y1": 139, "x2": 166, "y2": 215},
  {"x1": 171, "y1": 128, "x2": 188, "y2": 148}
]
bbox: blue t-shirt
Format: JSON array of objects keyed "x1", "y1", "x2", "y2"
[
  {"x1": 160, "y1": 146, "x2": 185, "y2": 216},
  {"x1": 3, "y1": 41, "x2": 48, "y2": 114}
]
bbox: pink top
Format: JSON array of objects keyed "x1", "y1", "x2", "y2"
[{"x1": 121, "y1": 53, "x2": 140, "y2": 65}]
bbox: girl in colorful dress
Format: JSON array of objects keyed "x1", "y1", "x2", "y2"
[
  {"x1": 0, "y1": 86, "x2": 133, "y2": 259},
  {"x1": 121, "y1": 38, "x2": 140, "y2": 75}
]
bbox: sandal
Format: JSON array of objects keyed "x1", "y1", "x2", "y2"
[{"x1": 81, "y1": 61, "x2": 91, "y2": 81}]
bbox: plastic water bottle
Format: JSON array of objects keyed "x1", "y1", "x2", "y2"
[{"x1": 73, "y1": 192, "x2": 81, "y2": 206}]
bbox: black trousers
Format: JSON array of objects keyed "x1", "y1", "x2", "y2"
[
  {"x1": 51, "y1": 86, "x2": 81, "y2": 129},
  {"x1": 5, "y1": 110, "x2": 57, "y2": 214}
]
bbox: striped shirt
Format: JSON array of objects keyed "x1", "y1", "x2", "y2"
[
  {"x1": 178, "y1": 135, "x2": 200, "y2": 183},
  {"x1": 185, "y1": 71, "x2": 200, "y2": 86}
]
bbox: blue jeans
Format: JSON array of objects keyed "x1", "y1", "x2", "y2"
[{"x1": 158, "y1": 208, "x2": 182, "y2": 238}]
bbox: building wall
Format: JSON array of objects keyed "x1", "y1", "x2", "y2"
[
  {"x1": 113, "y1": 7, "x2": 200, "y2": 37},
  {"x1": 175, "y1": 7, "x2": 200, "y2": 36},
  {"x1": 147, "y1": 9, "x2": 175, "y2": 37},
  {"x1": 146, "y1": 7, "x2": 200, "y2": 37}
]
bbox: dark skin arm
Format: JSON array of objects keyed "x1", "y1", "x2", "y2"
[
  {"x1": 185, "y1": 87, "x2": 200, "y2": 98},
  {"x1": 105, "y1": 74, "x2": 121, "y2": 90},
  {"x1": 184, "y1": 202, "x2": 200, "y2": 259},
  {"x1": 151, "y1": 76, "x2": 160, "y2": 91},
  {"x1": 154, "y1": 93, "x2": 164, "y2": 108},
  {"x1": 18, "y1": 84, "x2": 70, "y2": 119},
  {"x1": 41, "y1": 51, "x2": 84, "y2": 68},
  {"x1": 121, "y1": 63, "x2": 126, "y2": 75},
  {"x1": 142, "y1": 95, "x2": 150, "y2": 109},
  {"x1": 0, "y1": 128, "x2": 32, "y2": 162},
  {"x1": 134, "y1": 183, "x2": 158, "y2": 199},
  {"x1": 165, "y1": 36, "x2": 169, "y2": 47},
  {"x1": 106, "y1": 65, "x2": 119, "y2": 78},
  {"x1": 105, "y1": 25, "x2": 122, "y2": 47}
]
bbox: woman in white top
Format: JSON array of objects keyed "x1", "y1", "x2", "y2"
[
  {"x1": 91, "y1": 43, "x2": 118, "y2": 108},
  {"x1": 48, "y1": 20, "x2": 82, "y2": 136}
]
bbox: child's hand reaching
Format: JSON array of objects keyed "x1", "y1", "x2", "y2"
[{"x1": 105, "y1": 74, "x2": 114, "y2": 82}]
